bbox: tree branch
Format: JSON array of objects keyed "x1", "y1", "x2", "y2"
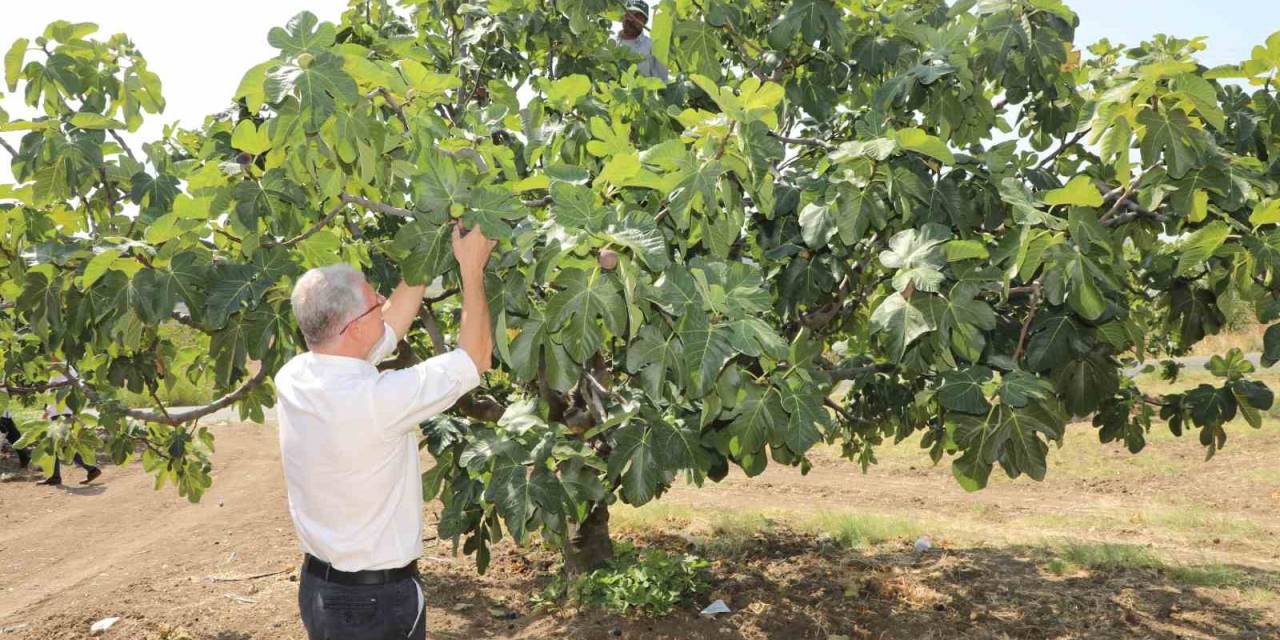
[
  {"x1": 108, "y1": 130, "x2": 138, "y2": 163},
  {"x1": 1035, "y1": 128, "x2": 1090, "y2": 170},
  {"x1": 340, "y1": 193, "x2": 415, "y2": 218},
  {"x1": 120, "y1": 365, "x2": 267, "y2": 425},
  {"x1": 1098, "y1": 165, "x2": 1154, "y2": 226},
  {"x1": 368, "y1": 87, "x2": 409, "y2": 130},
  {"x1": 0, "y1": 136, "x2": 17, "y2": 157},
  {"x1": 148, "y1": 383, "x2": 174, "y2": 424},
  {"x1": 1012, "y1": 283, "x2": 1042, "y2": 364},
  {"x1": 825, "y1": 362, "x2": 897, "y2": 381},
  {"x1": 1102, "y1": 205, "x2": 1168, "y2": 227},
  {"x1": 425, "y1": 288, "x2": 458, "y2": 306},
  {"x1": 1, "y1": 379, "x2": 75, "y2": 395},
  {"x1": 99, "y1": 168, "x2": 118, "y2": 218},
  {"x1": 1141, "y1": 393, "x2": 1171, "y2": 408},
  {"x1": 214, "y1": 228, "x2": 244, "y2": 245},
  {"x1": 454, "y1": 394, "x2": 506, "y2": 422},
  {"x1": 824, "y1": 398, "x2": 870, "y2": 426},
  {"x1": 419, "y1": 305, "x2": 447, "y2": 356},
  {"x1": 770, "y1": 132, "x2": 832, "y2": 149},
  {"x1": 56, "y1": 364, "x2": 268, "y2": 426},
  {"x1": 263, "y1": 200, "x2": 346, "y2": 248}
]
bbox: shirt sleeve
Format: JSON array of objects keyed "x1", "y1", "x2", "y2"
[{"x1": 373, "y1": 349, "x2": 482, "y2": 439}]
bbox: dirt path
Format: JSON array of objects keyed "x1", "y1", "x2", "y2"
[{"x1": 1, "y1": 417, "x2": 1278, "y2": 639}]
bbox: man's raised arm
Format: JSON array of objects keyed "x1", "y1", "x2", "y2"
[
  {"x1": 452, "y1": 223, "x2": 496, "y2": 375},
  {"x1": 381, "y1": 280, "x2": 427, "y2": 341}
]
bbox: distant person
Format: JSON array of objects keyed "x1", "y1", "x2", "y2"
[
  {"x1": 276, "y1": 222, "x2": 495, "y2": 640},
  {"x1": 0, "y1": 409, "x2": 30, "y2": 469},
  {"x1": 615, "y1": 0, "x2": 669, "y2": 81},
  {"x1": 38, "y1": 363, "x2": 101, "y2": 486}
]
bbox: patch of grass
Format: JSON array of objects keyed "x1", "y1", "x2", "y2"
[
  {"x1": 1186, "y1": 325, "x2": 1266, "y2": 358},
  {"x1": 1045, "y1": 557, "x2": 1072, "y2": 575},
  {"x1": 1043, "y1": 542, "x2": 1280, "y2": 594},
  {"x1": 800, "y1": 510, "x2": 921, "y2": 548},
  {"x1": 709, "y1": 510, "x2": 776, "y2": 537},
  {"x1": 613, "y1": 505, "x2": 781, "y2": 556},
  {"x1": 1055, "y1": 542, "x2": 1164, "y2": 571},
  {"x1": 1242, "y1": 587, "x2": 1280, "y2": 607},
  {"x1": 611, "y1": 503, "x2": 697, "y2": 532},
  {"x1": 969, "y1": 503, "x2": 995, "y2": 517},
  {"x1": 1013, "y1": 512, "x2": 1125, "y2": 533},
  {"x1": 1142, "y1": 506, "x2": 1265, "y2": 538},
  {"x1": 1170, "y1": 565, "x2": 1249, "y2": 587},
  {"x1": 1169, "y1": 565, "x2": 1280, "y2": 593},
  {"x1": 1248, "y1": 467, "x2": 1280, "y2": 485},
  {"x1": 1119, "y1": 453, "x2": 1183, "y2": 477}
]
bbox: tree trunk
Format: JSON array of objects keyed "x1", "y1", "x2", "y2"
[{"x1": 563, "y1": 501, "x2": 614, "y2": 576}]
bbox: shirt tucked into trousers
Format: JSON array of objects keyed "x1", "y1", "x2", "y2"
[{"x1": 275, "y1": 349, "x2": 481, "y2": 639}]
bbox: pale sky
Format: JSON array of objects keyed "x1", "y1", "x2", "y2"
[{"x1": 1, "y1": 1, "x2": 1277, "y2": 186}]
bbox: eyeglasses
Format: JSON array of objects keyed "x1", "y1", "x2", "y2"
[{"x1": 339, "y1": 292, "x2": 386, "y2": 335}]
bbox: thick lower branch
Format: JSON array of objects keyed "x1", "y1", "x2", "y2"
[
  {"x1": 2, "y1": 379, "x2": 75, "y2": 394},
  {"x1": 62, "y1": 364, "x2": 268, "y2": 426}
]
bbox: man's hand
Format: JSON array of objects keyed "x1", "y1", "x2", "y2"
[{"x1": 452, "y1": 222, "x2": 497, "y2": 277}]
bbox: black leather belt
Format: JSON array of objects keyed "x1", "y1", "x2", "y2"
[{"x1": 303, "y1": 554, "x2": 419, "y2": 586}]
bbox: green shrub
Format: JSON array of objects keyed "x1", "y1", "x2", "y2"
[{"x1": 534, "y1": 543, "x2": 711, "y2": 616}]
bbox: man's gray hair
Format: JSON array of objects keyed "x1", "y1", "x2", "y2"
[{"x1": 291, "y1": 264, "x2": 368, "y2": 347}]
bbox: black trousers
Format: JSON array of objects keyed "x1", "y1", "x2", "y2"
[
  {"x1": 298, "y1": 560, "x2": 426, "y2": 640},
  {"x1": 46, "y1": 415, "x2": 98, "y2": 482},
  {"x1": 0, "y1": 416, "x2": 28, "y2": 467}
]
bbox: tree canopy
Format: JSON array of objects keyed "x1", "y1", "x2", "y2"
[{"x1": 2, "y1": 0, "x2": 1279, "y2": 571}]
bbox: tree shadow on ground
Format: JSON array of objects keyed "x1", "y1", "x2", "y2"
[{"x1": 423, "y1": 530, "x2": 1280, "y2": 640}]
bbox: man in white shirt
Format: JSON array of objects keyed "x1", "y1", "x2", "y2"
[
  {"x1": 275, "y1": 222, "x2": 495, "y2": 640},
  {"x1": 38, "y1": 363, "x2": 101, "y2": 486},
  {"x1": 615, "y1": 0, "x2": 670, "y2": 81}
]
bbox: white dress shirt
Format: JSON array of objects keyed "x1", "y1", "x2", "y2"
[
  {"x1": 274, "y1": 349, "x2": 481, "y2": 571},
  {"x1": 44, "y1": 368, "x2": 75, "y2": 419}
]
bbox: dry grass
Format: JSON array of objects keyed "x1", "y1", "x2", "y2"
[{"x1": 1187, "y1": 324, "x2": 1267, "y2": 357}]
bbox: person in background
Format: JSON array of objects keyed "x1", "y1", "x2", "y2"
[
  {"x1": 0, "y1": 409, "x2": 30, "y2": 469},
  {"x1": 615, "y1": 0, "x2": 669, "y2": 81},
  {"x1": 38, "y1": 363, "x2": 101, "y2": 486}
]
